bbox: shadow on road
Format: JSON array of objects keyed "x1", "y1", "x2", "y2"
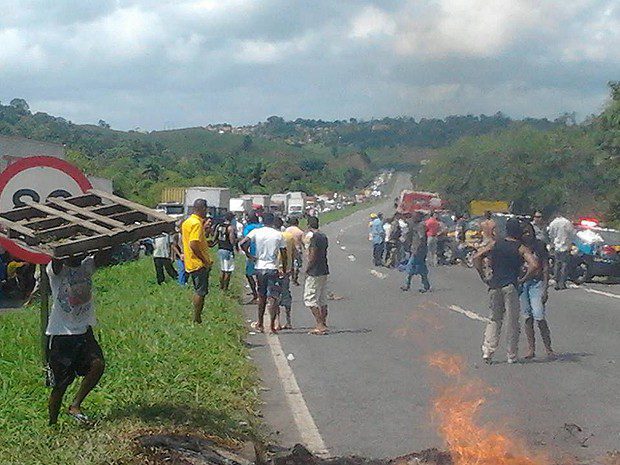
[{"x1": 518, "y1": 352, "x2": 594, "y2": 364}]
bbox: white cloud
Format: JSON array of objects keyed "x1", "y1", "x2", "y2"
[{"x1": 349, "y1": 6, "x2": 396, "y2": 39}]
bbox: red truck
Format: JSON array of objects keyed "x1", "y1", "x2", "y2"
[{"x1": 397, "y1": 190, "x2": 445, "y2": 214}]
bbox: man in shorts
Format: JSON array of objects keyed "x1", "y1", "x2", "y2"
[
  {"x1": 46, "y1": 253, "x2": 106, "y2": 425},
  {"x1": 215, "y1": 212, "x2": 238, "y2": 291},
  {"x1": 304, "y1": 216, "x2": 330, "y2": 335},
  {"x1": 239, "y1": 213, "x2": 287, "y2": 333},
  {"x1": 182, "y1": 199, "x2": 213, "y2": 324}
]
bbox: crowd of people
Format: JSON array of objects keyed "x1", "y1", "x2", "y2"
[{"x1": 369, "y1": 208, "x2": 577, "y2": 364}]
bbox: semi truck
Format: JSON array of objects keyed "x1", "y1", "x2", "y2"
[{"x1": 156, "y1": 187, "x2": 230, "y2": 219}]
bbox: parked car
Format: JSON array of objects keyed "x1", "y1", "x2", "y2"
[{"x1": 567, "y1": 226, "x2": 620, "y2": 283}]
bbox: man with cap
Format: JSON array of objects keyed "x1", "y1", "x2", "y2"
[
  {"x1": 369, "y1": 213, "x2": 385, "y2": 267},
  {"x1": 474, "y1": 218, "x2": 539, "y2": 364}
]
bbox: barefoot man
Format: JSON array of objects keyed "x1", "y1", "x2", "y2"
[
  {"x1": 304, "y1": 216, "x2": 330, "y2": 335},
  {"x1": 46, "y1": 253, "x2": 106, "y2": 425},
  {"x1": 239, "y1": 213, "x2": 288, "y2": 333}
]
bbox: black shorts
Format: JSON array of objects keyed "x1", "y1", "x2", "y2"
[
  {"x1": 255, "y1": 269, "x2": 282, "y2": 299},
  {"x1": 190, "y1": 267, "x2": 210, "y2": 297},
  {"x1": 47, "y1": 327, "x2": 104, "y2": 389}
]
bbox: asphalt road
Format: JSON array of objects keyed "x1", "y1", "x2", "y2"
[{"x1": 250, "y1": 173, "x2": 620, "y2": 461}]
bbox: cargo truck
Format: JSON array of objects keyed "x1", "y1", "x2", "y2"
[
  {"x1": 155, "y1": 187, "x2": 230, "y2": 219},
  {"x1": 287, "y1": 191, "x2": 306, "y2": 218}
]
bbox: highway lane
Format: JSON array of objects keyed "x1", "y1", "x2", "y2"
[{"x1": 250, "y1": 173, "x2": 620, "y2": 460}]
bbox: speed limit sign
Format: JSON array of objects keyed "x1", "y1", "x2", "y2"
[
  {"x1": 0, "y1": 156, "x2": 93, "y2": 263},
  {"x1": 0, "y1": 156, "x2": 92, "y2": 212}
]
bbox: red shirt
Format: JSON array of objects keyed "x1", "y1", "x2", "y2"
[{"x1": 425, "y1": 217, "x2": 441, "y2": 237}]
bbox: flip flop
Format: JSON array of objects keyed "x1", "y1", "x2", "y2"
[
  {"x1": 69, "y1": 411, "x2": 92, "y2": 426},
  {"x1": 308, "y1": 329, "x2": 328, "y2": 335}
]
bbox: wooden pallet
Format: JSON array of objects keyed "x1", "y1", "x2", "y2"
[{"x1": 0, "y1": 189, "x2": 176, "y2": 258}]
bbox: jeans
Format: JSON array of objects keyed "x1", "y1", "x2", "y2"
[
  {"x1": 427, "y1": 236, "x2": 438, "y2": 266},
  {"x1": 482, "y1": 284, "x2": 520, "y2": 360},
  {"x1": 176, "y1": 258, "x2": 188, "y2": 285},
  {"x1": 154, "y1": 257, "x2": 178, "y2": 285},
  {"x1": 403, "y1": 255, "x2": 430, "y2": 291},
  {"x1": 554, "y1": 251, "x2": 570, "y2": 289},
  {"x1": 520, "y1": 279, "x2": 546, "y2": 320},
  {"x1": 373, "y1": 242, "x2": 384, "y2": 266}
]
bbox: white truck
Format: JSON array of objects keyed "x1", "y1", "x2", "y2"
[
  {"x1": 156, "y1": 186, "x2": 230, "y2": 219},
  {"x1": 241, "y1": 194, "x2": 271, "y2": 210},
  {"x1": 229, "y1": 197, "x2": 252, "y2": 215},
  {"x1": 287, "y1": 191, "x2": 306, "y2": 218},
  {"x1": 270, "y1": 193, "x2": 290, "y2": 215}
]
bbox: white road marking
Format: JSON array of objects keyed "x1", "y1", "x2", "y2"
[
  {"x1": 265, "y1": 334, "x2": 329, "y2": 456},
  {"x1": 568, "y1": 283, "x2": 620, "y2": 300},
  {"x1": 448, "y1": 304, "x2": 491, "y2": 323}
]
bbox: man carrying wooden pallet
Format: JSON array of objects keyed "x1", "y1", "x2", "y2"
[{"x1": 46, "y1": 253, "x2": 106, "y2": 426}]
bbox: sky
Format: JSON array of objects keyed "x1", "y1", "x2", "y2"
[{"x1": 1, "y1": 0, "x2": 618, "y2": 130}]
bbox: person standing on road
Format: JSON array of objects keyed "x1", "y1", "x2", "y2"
[
  {"x1": 46, "y1": 253, "x2": 106, "y2": 426},
  {"x1": 548, "y1": 213, "x2": 575, "y2": 290},
  {"x1": 243, "y1": 213, "x2": 262, "y2": 304},
  {"x1": 369, "y1": 213, "x2": 385, "y2": 267},
  {"x1": 285, "y1": 217, "x2": 304, "y2": 286},
  {"x1": 278, "y1": 217, "x2": 295, "y2": 329},
  {"x1": 181, "y1": 199, "x2": 213, "y2": 324},
  {"x1": 304, "y1": 216, "x2": 330, "y2": 335},
  {"x1": 480, "y1": 211, "x2": 498, "y2": 245},
  {"x1": 425, "y1": 211, "x2": 442, "y2": 266},
  {"x1": 531, "y1": 211, "x2": 548, "y2": 243},
  {"x1": 474, "y1": 218, "x2": 539, "y2": 364},
  {"x1": 239, "y1": 213, "x2": 288, "y2": 333},
  {"x1": 401, "y1": 212, "x2": 431, "y2": 293},
  {"x1": 520, "y1": 222, "x2": 556, "y2": 360},
  {"x1": 215, "y1": 212, "x2": 238, "y2": 292},
  {"x1": 152, "y1": 232, "x2": 178, "y2": 285}
]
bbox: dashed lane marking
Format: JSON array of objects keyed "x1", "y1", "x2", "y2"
[
  {"x1": 264, "y1": 334, "x2": 329, "y2": 457},
  {"x1": 568, "y1": 283, "x2": 620, "y2": 300},
  {"x1": 448, "y1": 304, "x2": 492, "y2": 323}
]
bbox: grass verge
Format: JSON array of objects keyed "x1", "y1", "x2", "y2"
[{"x1": 0, "y1": 258, "x2": 258, "y2": 465}]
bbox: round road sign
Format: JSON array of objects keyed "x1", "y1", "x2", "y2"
[{"x1": 0, "y1": 156, "x2": 93, "y2": 264}]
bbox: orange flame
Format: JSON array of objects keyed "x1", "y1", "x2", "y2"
[{"x1": 428, "y1": 352, "x2": 548, "y2": 465}]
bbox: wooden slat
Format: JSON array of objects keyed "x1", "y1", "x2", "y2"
[
  {"x1": 89, "y1": 189, "x2": 173, "y2": 222},
  {"x1": 1, "y1": 206, "x2": 47, "y2": 222},
  {"x1": 48, "y1": 197, "x2": 126, "y2": 228},
  {"x1": 23, "y1": 200, "x2": 113, "y2": 236},
  {"x1": 89, "y1": 203, "x2": 129, "y2": 216},
  {"x1": 0, "y1": 217, "x2": 38, "y2": 241},
  {"x1": 36, "y1": 224, "x2": 91, "y2": 242},
  {"x1": 110, "y1": 210, "x2": 148, "y2": 224},
  {"x1": 19, "y1": 216, "x2": 66, "y2": 231}
]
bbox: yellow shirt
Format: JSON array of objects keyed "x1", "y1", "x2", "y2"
[
  {"x1": 281, "y1": 230, "x2": 295, "y2": 270},
  {"x1": 181, "y1": 214, "x2": 212, "y2": 272}
]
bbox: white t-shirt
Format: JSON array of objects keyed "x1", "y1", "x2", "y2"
[
  {"x1": 153, "y1": 234, "x2": 171, "y2": 258},
  {"x1": 46, "y1": 257, "x2": 96, "y2": 336},
  {"x1": 247, "y1": 226, "x2": 285, "y2": 270},
  {"x1": 548, "y1": 216, "x2": 575, "y2": 252}
]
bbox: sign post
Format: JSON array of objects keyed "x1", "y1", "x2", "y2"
[{"x1": 39, "y1": 265, "x2": 49, "y2": 365}]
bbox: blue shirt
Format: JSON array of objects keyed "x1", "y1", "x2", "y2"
[
  {"x1": 243, "y1": 222, "x2": 263, "y2": 255},
  {"x1": 370, "y1": 218, "x2": 385, "y2": 245}
]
